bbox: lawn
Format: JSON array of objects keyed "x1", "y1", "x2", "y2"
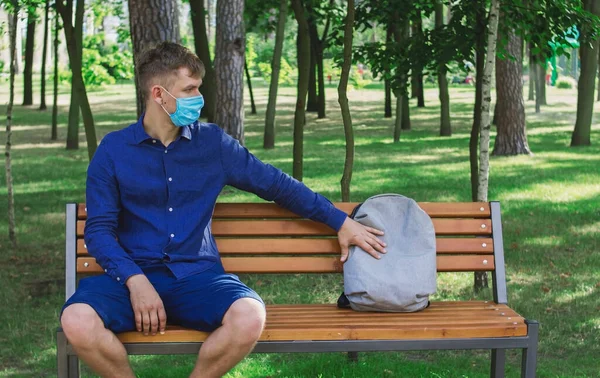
[{"x1": 0, "y1": 77, "x2": 598, "y2": 377}]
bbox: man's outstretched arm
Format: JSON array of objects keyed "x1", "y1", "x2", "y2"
[{"x1": 218, "y1": 128, "x2": 386, "y2": 262}]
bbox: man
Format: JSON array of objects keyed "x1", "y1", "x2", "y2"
[{"x1": 60, "y1": 42, "x2": 386, "y2": 378}]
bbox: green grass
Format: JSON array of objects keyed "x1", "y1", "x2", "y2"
[{"x1": 0, "y1": 77, "x2": 599, "y2": 377}]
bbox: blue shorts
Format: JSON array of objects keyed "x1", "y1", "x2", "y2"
[{"x1": 61, "y1": 263, "x2": 264, "y2": 333}]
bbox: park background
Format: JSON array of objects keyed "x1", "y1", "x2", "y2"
[{"x1": 0, "y1": 0, "x2": 599, "y2": 377}]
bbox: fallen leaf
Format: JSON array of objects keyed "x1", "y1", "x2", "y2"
[
  {"x1": 560, "y1": 272, "x2": 571, "y2": 278},
  {"x1": 510, "y1": 242, "x2": 519, "y2": 249},
  {"x1": 542, "y1": 286, "x2": 551, "y2": 293}
]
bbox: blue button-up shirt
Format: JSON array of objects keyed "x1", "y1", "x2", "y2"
[{"x1": 84, "y1": 116, "x2": 348, "y2": 284}]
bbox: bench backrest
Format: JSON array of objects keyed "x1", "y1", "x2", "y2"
[{"x1": 65, "y1": 202, "x2": 508, "y2": 304}]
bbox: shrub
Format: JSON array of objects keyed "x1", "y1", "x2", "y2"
[{"x1": 556, "y1": 76, "x2": 577, "y2": 89}]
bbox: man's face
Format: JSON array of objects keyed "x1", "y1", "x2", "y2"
[{"x1": 155, "y1": 67, "x2": 203, "y2": 114}]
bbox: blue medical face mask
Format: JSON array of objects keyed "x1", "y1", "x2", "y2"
[{"x1": 160, "y1": 87, "x2": 204, "y2": 127}]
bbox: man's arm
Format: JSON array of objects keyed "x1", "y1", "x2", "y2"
[
  {"x1": 84, "y1": 139, "x2": 143, "y2": 284},
  {"x1": 84, "y1": 139, "x2": 166, "y2": 335},
  {"x1": 218, "y1": 128, "x2": 387, "y2": 261},
  {"x1": 219, "y1": 128, "x2": 347, "y2": 231}
]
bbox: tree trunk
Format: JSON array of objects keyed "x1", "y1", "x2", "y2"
[
  {"x1": 384, "y1": 79, "x2": 392, "y2": 118},
  {"x1": 436, "y1": 1, "x2": 451, "y2": 136},
  {"x1": 538, "y1": 62, "x2": 547, "y2": 105},
  {"x1": 66, "y1": 84, "x2": 80, "y2": 150},
  {"x1": 392, "y1": 17, "x2": 408, "y2": 142},
  {"x1": 264, "y1": 0, "x2": 287, "y2": 149},
  {"x1": 316, "y1": 51, "x2": 326, "y2": 119},
  {"x1": 384, "y1": 25, "x2": 393, "y2": 118},
  {"x1": 597, "y1": 46, "x2": 600, "y2": 101},
  {"x1": 206, "y1": 0, "x2": 213, "y2": 41},
  {"x1": 307, "y1": 48, "x2": 318, "y2": 112},
  {"x1": 493, "y1": 29, "x2": 531, "y2": 156},
  {"x1": 401, "y1": 94, "x2": 411, "y2": 130},
  {"x1": 129, "y1": 0, "x2": 180, "y2": 117},
  {"x1": 58, "y1": 0, "x2": 98, "y2": 159},
  {"x1": 528, "y1": 44, "x2": 535, "y2": 101},
  {"x1": 572, "y1": 0, "x2": 599, "y2": 146},
  {"x1": 40, "y1": 0, "x2": 50, "y2": 111},
  {"x1": 534, "y1": 61, "x2": 542, "y2": 113},
  {"x1": 413, "y1": 15, "x2": 425, "y2": 107},
  {"x1": 471, "y1": 3, "x2": 486, "y2": 289},
  {"x1": 339, "y1": 0, "x2": 355, "y2": 202},
  {"x1": 189, "y1": 0, "x2": 217, "y2": 122},
  {"x1": 214, "y1": 0, "x2": 245, "y2": 143},
  {"x1": 64, "y1": 0, "x2": 82, "y2": 150},
  {"x1": 476, "y1": 0, "x2": 500, "y2": 292},
  {"x1": 6, "y1": 5, "x2": 19, "y2": 249},
  {"x1": 393, "y1": 91, "x2": 402, "y2": 143},
  {"x1": 23, "y1": 9, "x2": 36, "y2": 106},
  {"x1": 245, "y1": 57, "x2": 257, "y2": 115},
  {"x1": 52, "y1": 5, "x2": 59, "y2": 140},
  {"x1": 291, "y1": 0, "x2": 310, "y2": 181}
]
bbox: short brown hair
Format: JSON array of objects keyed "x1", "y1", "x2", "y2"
[{"x1": 136, "y1": 42, "x2": 205, "y2": 101}]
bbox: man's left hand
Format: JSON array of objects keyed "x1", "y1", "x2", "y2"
[{"x1": 337, "y1": 217, "x2": 387, "y2": 263}]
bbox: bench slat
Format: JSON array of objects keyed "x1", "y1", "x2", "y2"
[
  {"x1": 76, "y1": 219, "x2": 493, "y2": 237},
  {"x1": 210, "y1": 219, "x2": 493, "y2": 236},
  {"x1": 77, "y1": 202, "x2": 491, "y2": 219},
  {"x1": 76, "y1": 237, "x2": 495, "y2": 255},
  {"x1": 77, "y1": 255, "x2": 494, "y2": 274},
  {"x1": 113, "y1": 302, "x2": 526, "y2": 343}
]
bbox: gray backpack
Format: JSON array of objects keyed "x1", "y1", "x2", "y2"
[{"x1": 340, "y1": 194, "x2": 437, "y2": 312}]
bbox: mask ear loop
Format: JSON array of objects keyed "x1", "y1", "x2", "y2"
[{"x1": 159, "y1": 86, "x2": 177, "y2": 116}]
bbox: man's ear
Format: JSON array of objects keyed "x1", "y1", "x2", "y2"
[{"x1": 150, "y1": 85, "x2": 164, "y2": 105}]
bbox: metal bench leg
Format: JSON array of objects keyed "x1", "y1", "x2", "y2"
[
  {"x1": 57, "y1": 329, "x2": 80, "y2": 378},
  {"x1": 347, "y1": 352, "x2": 359, "y2": 362},
  {"x1": 521, "y1": 320, "x2": 539, "y2": 378},
  {"x1": 491, "y1": 349, "x2": 506, "y2": 378},
  {"x1": 57, "y1": 330, "x2": 68, "y2": 378},
  {"x1": 68, "y1": 355, "x2": 80, "y2": 378}
]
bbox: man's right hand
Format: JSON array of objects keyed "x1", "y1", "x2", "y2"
[{"x1": 126, "y1": 274, "x2": 167, "y2": 336}]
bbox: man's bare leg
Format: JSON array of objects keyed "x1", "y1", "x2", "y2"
[
  {"x1": 61, "y1": 304, "x2": 135, "y2": 378},
  {"x1": 190, "y1": 298, "x2": 266, "y2": 378}
]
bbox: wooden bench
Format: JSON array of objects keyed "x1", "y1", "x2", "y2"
[{"x1": 57, "y1": 201, "x2": 538, "y2": 377}]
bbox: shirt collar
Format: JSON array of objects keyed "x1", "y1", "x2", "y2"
[{"x1": 131, "y1": 113, "x2": 194, "y2": 145}]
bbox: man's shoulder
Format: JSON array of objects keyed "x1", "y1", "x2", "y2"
[
  {"x1": 189, "y1": 122, "x2": 224, "y2": 141},
  {"x1": 98, "y1": 122, "x2": 137, "y2": 147}
]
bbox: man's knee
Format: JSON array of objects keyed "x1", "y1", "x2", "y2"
[
  {"x1": 223, "y1": 298, "x2": 266, "y2": 345},
  {"x1": 61, "y1": 304, "x2": 105, "y2": 347}
]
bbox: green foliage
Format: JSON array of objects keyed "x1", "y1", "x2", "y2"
[
  {"x1": 82, "y1": 48, "x2": 116, "y2": 87},
  {"x1": 257, "y1": 58, "x2": 296, "y2": 85},
  {"x1": 556, "y1": 76, "x2": 577, "y2": 89},
  {"x1": 81, "y1": 33, "x2": 134, "y2": 86},
  {"x1": 349, "y1": 69, "x2": 372, "y2": 89}
]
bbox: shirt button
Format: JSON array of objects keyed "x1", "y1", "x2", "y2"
[
  {"x1": 168, "y1": 177, "x2": 173, "y2": 182},
  {"x1": 170, "y1": 233, "x2": 175, "y2": 238},
  {"x1": 152, "y1": 140, "x2": 157, "y2": 144},
  {"x1": 164, "y1": 150, "x2": 168, "y2": 154},
  {"x1": 104, "y1": 269, "x2": 107, "y2": 273},
  {"x1": 116, "y1": 277, "x2": 121, "y2": 282},
  {"x1": 169, "y1": 207, "x2": 173, "y2": 212}
]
